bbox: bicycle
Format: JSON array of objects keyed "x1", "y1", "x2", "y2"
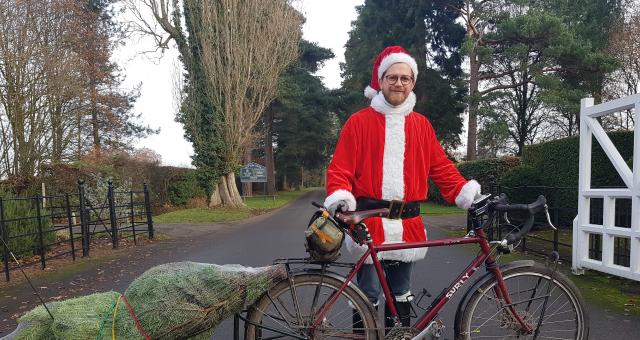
[{"x1": 242, "y1": 193, "x2": 589, "y2": 339}]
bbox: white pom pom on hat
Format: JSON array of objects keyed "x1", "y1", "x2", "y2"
[{"x1": 364, "y1": 46, "x2": 418, "y2": 99}]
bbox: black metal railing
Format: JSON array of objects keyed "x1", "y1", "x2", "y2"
[
  {"x1": 465, "y1": 185, "x2": 576, "y2": 261},
  {"x1": 0, "y1": 180, "x2": 153, "y2": 281},
  {"x1": 474, "y1": 185, "x2": 630, "y2": 265}
]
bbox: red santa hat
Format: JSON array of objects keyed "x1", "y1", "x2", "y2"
[{"x1": 364, "y1": 46, "x2": 419, "y2": 99}]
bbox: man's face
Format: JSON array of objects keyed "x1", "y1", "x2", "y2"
[{"x1": 379, "y1": 63, "x2": 415, "y2": 106}]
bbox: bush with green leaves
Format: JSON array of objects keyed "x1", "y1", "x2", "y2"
[
  {"x1": 523, "y1": 131, "x2": 633, "y2": 188},
  {"x1": 428, "y1": 156, "x2": 521, "y2": 204},
  {"x1": 167, "y1": 169, "x2": 207, "y2": 206},
  {"x1": 0, "y1": 187, "x2": 54, "y2": 258}
]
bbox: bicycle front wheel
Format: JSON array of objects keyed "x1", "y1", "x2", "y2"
[
  {"x1": 457, "y1": 264, "x2": 589, "y2": 340},
  {"x1": 245, "y1": 273, "x2": 381, "y2": 339}
]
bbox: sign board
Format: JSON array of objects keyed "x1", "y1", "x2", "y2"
[{"x1": 239, "y1": 162, "x2": 267, "y2": 183}]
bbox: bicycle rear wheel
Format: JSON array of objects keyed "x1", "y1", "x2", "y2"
[
  {"x1": 457, "y1": 264, "x2": 588, "y2": 340},
  {"x1": 245, "y1": 273, "x2": 381, "y2": 339}
]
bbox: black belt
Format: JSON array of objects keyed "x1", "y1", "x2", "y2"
[{"x1": 356, "y1": 197, "x2": 420, "y2": 219}]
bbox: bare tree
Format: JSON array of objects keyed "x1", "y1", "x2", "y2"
[
  {"x1": 0, "y1": 0, "x2": 147, "y2": 180},
  {"x1": 124, "y1": 0, "x2": 301, "y2": 206},
  {"x1": 195, "y1": 0, "x2": 301, "y2": 205},
  {"x1": 603, "y1": 4, "x2": 640, "y2": 131},
  {"x1": 0, "y1": 0, "x2": 53, "y2": 177}
]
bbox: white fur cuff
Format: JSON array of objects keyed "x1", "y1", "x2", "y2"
[
  {"x1": 324, "y1": 189, "x2": 357, "y2": 212},
  {"x1": 455, "y1": 180, "x2": 481, "y2": 210}
]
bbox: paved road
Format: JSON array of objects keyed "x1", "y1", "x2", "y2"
[{"x1": 1, "y1": 189, "x2": 638, "y2": 339}]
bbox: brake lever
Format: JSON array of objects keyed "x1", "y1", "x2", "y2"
[
  {"x1": 544, "y1": 204, "x2": 557, "y2": 230},
  {"x1": 503, "y1": 212, "x2": 511, "y2": 225},
  {"x1": 490, "y1": 240, "x2": 513, "y2": 253}
]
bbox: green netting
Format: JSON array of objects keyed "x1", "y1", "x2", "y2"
[{"x1": 7, "y1": 262, "x2": 287, "y2": 339}]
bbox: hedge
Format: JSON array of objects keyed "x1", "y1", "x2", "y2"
[
  {"x1": 501, "y1": 131, "x2": 633, "y2": 226},
  {"x1": 523, "y1": 131, "x2": 634, "y2": 188},
  {"x1": 41, "y1": 162, "x2": 207, "y2": 210},
  {"x1": 428, "y1": 156, "x2": 521, "y2": 204},
  {"x1": 167, "y1": 169, "x2": 207, "y2": 206},
  {"x1": 428, "y1": 131, "x2": 633, "y2": 225},
  {"x1": 0, "y1": 187, "x2": 55, "y2": 258}
]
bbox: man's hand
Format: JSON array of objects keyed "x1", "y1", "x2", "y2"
[
  {"x1": 455, "y1": 180, "x2": 482, "y2": 210},
  {"x1": 327, "y1": 200, "x2": 349, "y2": 216}
]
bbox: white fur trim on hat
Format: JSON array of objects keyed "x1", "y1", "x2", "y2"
[
  {"x1": 455, "y1": 180, "x2": 481, "y2": 210},
  {"x1": 364, "y1": 85, "x2": 378, "y2": 99},
  {"x1": 378, "y1": 53, "x2": 419, "y2": 80},
  {"x1": 324, "y1": 189, "x2": 356, "y2": 212}
]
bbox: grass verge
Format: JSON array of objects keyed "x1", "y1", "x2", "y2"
[
  {"x1": 154, "y1": 188, "x2": 314, "y2": 224},
  {"x1": 420, "y1": 202, "x2": 465, "y2": 215},
  {"x1": 496, "y1": 250, "x2": 640, "y2": 317}
]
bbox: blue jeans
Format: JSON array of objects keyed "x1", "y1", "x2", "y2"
[{"x1": 356, "y1": 260, "x2": 413, "y2": 305}]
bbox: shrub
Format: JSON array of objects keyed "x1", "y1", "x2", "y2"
[
  {"x1": 457, "y1": 156, "x2": 521, "y2": 189},
  {"x1": 167, "y1": 169, "x2": 207, "y2": 206},
  {"x1": 499, "y1": 165, "x2": 543, "y2": 188},
  {"x1": 498, "y1": 131, "x2": 635, "y2": 227},
  {"x1": 522, "y1": 131, "x2": 634, "y2": 189},
  {"x1": 0, "y1": 188, "x2": 55, "y2": 259},
  {"x1": 427, "y1": 156, "x2": 521, "y2": 204}
]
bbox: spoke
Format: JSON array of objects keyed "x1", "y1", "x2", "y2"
[
  {"x1": 253, "y1": 292, "x2": 305, "y2": 337},
  {"x1": 470, "y1": 305, "x2": 511, "y2": 332},
  {"x1": 540, "y1": 301, "x2": 572, "y2": 321},
  {"x1": 270, "y1": 293, "x2": 296, "y2": 325}
]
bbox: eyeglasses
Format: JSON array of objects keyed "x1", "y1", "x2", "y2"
[{"x1": 384, "y1": 74, "x2": 414, "y2": 85}]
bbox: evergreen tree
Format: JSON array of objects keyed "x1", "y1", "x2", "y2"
[
  {"x1": 179, "y1": 1, "x2": 226, "y2": 200},
  {"x1": 268, "y1": 41, "x2": 338, "y2": 189},
  {"x1": 341, "y1": 0, "x2": 466, "y2": 149},
  {"x1": 533, "y1": 0, "x2": 623, "y2": 136}
]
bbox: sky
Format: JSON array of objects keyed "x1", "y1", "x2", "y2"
[{"x1": 115, "y1": 0, "x2": 364, "y2": 167}]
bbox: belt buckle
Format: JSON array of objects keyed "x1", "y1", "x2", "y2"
[{"x1": 388, "y1": 200, "x2": 405, "y2": 219}]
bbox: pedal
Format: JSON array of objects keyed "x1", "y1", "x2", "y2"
[
  {"x1": 424, "y1": 318, "x2": 445, "y2": 339},
  {"x1": 410, "y1": 318, "x2": 445, "y2": 339}
]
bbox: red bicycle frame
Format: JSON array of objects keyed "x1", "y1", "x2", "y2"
[{"x1": 311, "y1": 225, "x2": 533, "y2": 335}]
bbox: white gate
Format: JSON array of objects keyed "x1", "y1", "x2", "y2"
[{"x1": 572, "y1": 96, "x2": 639, "y2": 281}]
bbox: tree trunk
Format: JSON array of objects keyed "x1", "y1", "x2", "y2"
[
  {"x1": 212, "y1": 172, "x2": 245, "y2": 207},
  {"x1": 90, "y1": 78, "x2": 100, "y2": 151},
  {"x1": 467, "y1": 45, "x2": 479, "y2": 161},
  {"x1": 209, "y1": 182, "x2": 222, "y2": 207},
  {"x1": 217, "y1": 175, "x2": 232, "y2": 206},
  {"x1": 225, "y1": 172, "x2": 244, "y2": 206},
  {"x1": 300, "y1": 166, "x2": 304, "y2": 189},
  {"x1": 264, "y1": 109, "x2": 276, "y2": 195}
]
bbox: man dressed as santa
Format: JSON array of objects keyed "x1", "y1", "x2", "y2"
[{"x1": 324, "y1": 46, "x2": 481, "y2": 331}]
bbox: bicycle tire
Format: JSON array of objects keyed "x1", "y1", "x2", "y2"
[
  {"x1": 457, "y1": 264, "x2": 589, "y2": 340},
  {"x1": 245, "y1": 273, "x2": 381, "y2": 339}
]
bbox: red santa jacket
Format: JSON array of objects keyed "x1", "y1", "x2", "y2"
[{"x1": 324, "y1": 102, "x2": 472, "y2": 263}]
